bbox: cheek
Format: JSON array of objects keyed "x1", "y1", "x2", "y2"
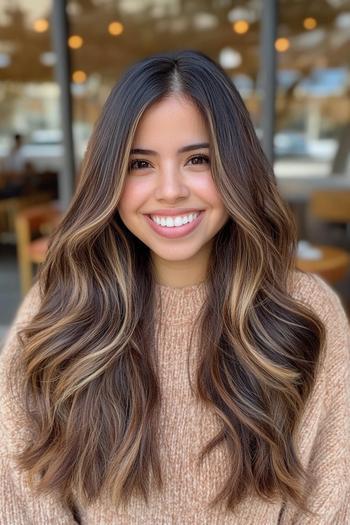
[
  {"x1": 194, "y1": 174, "x2": 225, "y2": 208},
  {"x1": 118, "y1": 179, "x2": 150, "y2": 215},
  {"x1": 196, "y1": 176, "x2": 229, "y2": 225}
]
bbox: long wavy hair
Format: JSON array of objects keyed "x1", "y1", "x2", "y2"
[{"x1": 15, "y1": 50, "x2": 325, "y2": 515}]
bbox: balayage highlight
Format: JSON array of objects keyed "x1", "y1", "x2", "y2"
[{"x1": 13, "y1": 50, "x2": 325, "y2": 516}]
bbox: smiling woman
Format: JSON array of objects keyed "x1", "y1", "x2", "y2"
[
  {"x1": 118, "y1": 94, "x2": 229, "y2": 286},
  {"x1": 0, "y1": 50, "x2": 349, "y2": 525}
]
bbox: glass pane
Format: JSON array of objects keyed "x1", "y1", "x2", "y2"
[
  {"x1": 275, "y1": 0, "x2": 350, "y2": 178},
  {"x1": 0, "y1": 1, "x2": 61, "y2": 176},
  {"x1": 0, "y1": 0, "x2": 59, "y2": 325}
]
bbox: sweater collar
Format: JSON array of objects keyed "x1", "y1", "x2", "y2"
[{"x1": 154, "y1": 281, "x2": 208, "y2": 325}]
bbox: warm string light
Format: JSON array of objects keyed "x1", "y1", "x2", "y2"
[
  {"x1": 68, "y1": 35, "x2": 83, "y2": 49},
  {"x1": 72, "y1": 70, "x2": 87, "y2": 83},
  {"x1": 232, "y1": 20, "x2": 249, "y2": 34},
  {"x1": 108, "y1": 21, "x2": 124, "y2": 36},
  {"x1": 33, "y1": 18, "x2": 49, "y2": 32},
  {"x1": 303, "y1": 17, "x2": 317, "y2": 30},
  {"x1": 275, "y1": 37, "x2": 290, "y2": 52}
]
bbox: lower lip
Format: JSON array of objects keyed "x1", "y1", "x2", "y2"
[{"x1": 144, "y1": 212, "x2": 204, "y2": 239}]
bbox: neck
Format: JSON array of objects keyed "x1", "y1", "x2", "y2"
[{"x1": 151, "y1": 242, "x2": 211, "y2": 288}]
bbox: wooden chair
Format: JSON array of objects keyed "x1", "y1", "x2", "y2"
[
  {"x1": 309, "y1": 189, "x2": 350, "y2": 239},
  {"x1": 299, "y1": 189, "x2": 350, "y2": 285},
  {"x1": 0, "y1": 190, "x2": 55, "y2": 243},
  {"x1": 14, "y1": 202, "x2": 62, "y2": 296}
]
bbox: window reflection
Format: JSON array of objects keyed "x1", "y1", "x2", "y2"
[{"x1": 275, "y1": 0, "x2": 350, "y2": 177}]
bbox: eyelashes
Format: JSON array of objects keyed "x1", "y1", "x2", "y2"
[
  {"x1": 128, "y1": 154, "x2": 210, "y2": 172},
  {"x1": 128, "y1": 159, "x2": 150, "y2": 171},
  {"x1": 188, "y1": 154, "x2": 210, "y2": 166}
]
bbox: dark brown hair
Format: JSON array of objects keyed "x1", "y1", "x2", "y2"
[{"x1": 15, "y1": 50, "x2": 325, "y2": 515}]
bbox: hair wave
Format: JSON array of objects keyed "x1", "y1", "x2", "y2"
[{"x1": 15, "y1": 50, "x2": 325, "y2": 516}]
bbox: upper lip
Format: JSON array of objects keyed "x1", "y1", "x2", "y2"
[{"x1": 147, "y1": 209, "x2": 203, "y2": 217}]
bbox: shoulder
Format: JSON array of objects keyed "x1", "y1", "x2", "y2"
[
  {"x1": 0, "y1": 281, "x2": 42, "y2": 361},
  {"x1": 287, "y1": 269, "x2": 349, "y2": 329},
  {"x1": 287, "y1": 269, "x2": 350, "y2": 357},
  {"x1": 0, "y1": 282, "x2": 42, "y2": 430},
  {"x1": 288, "y1": 270, "x2": 350, "y2": 404}
]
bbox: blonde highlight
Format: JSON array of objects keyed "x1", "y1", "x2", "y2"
[{"x1": 14, "y1": 51, "x2": 325, "y2": 517}]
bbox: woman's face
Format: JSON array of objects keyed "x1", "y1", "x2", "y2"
[{"x1": 118, "y1": 94, "x2": 229, "y2": 272}]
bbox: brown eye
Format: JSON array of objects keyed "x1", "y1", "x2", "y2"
[
  {"x1": 187, "y1": 155, "x2": 210, "y2": 166},
  {"x1": 128, "y1": 159, "x2": 151, "y2": 171}
]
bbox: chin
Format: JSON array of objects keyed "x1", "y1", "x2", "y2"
[{"x1": 150, "y1": 245, "x2": 206, "y2": 263}]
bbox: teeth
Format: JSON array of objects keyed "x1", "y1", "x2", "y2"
[{"x1": 151, "y1": 212, "x2": 200, "y2": 227}]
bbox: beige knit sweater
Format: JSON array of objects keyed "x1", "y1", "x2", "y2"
[{"x1": 0, "y1": 271, "x2": 349, "y2": 524}]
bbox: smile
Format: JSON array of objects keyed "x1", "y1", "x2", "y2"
[
  {"x1": 144, "y1": 211, "x2": 205, "y2": 239},
  {"x1": 150, "y1": 212, "x2": 199, "y2": 228}
]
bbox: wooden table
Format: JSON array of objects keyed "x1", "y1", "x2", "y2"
[{"x1": 296, "y1": 245, "x2": 350, "y2": 284}]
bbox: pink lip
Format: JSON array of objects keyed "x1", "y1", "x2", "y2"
[{"x1": 144, "y1": 211, "x2": 204, "y2": 239}]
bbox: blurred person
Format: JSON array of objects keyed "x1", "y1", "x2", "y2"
[
  {"x1": 0, "y1": 50, "x2": 349, "y2": 524},
  {"x1": 0, "y1": 133, "x2": 34, "y2": 198},
  {"x1": 3, "y1": 133, "x2": 26, "y2": 173}
]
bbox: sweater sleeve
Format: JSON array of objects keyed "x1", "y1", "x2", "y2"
[
  {"x1": 279, "y1": 275, "x2": 350, "y2": 525},
  {"x1": 0, "y1": 283, "x2": 78, "y2": 525}
]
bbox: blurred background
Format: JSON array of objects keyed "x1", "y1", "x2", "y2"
[{"x1": 0, "y1": 0, "x2": 350, "y2": 343}]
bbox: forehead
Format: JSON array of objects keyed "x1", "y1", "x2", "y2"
[{"x1": 132, "y1": 94, "x2": 209, "y2": 146}]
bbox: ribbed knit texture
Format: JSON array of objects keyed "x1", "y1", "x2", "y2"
[{"x1": 0, "y1": 270, "x2": 349, "y2": 524}]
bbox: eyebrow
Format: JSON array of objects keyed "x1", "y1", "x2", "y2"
[{"x1": 130, "y1": 143, "x2": 210, "y2": 155}]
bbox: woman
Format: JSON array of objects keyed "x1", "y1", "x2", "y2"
[{"x1": 1, "y1": 50, "x2": 349, "y2": 524}]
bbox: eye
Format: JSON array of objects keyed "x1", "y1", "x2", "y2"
[
  {"x1": 128, "y1": 159, "x2": 152, "y2": 171},
  {"x1": 187, "y1": 154, "x2": 210, "y2": 166}
]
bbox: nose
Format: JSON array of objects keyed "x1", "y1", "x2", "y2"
[{"x1": 153, "y1": 165, "x2": 190, "y2": 202}]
